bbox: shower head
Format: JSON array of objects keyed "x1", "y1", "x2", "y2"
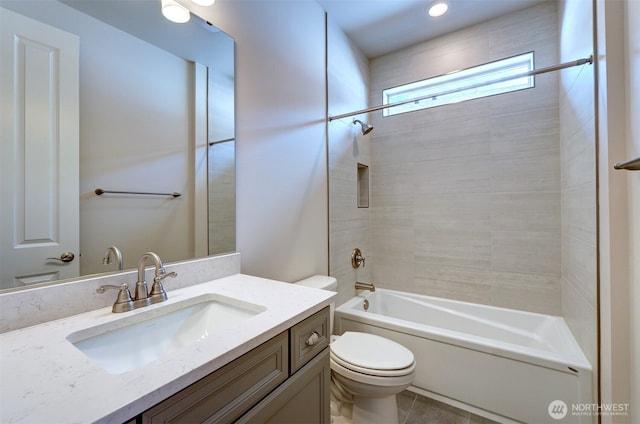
[{"x1": 353, "y1": 119, "x2": 374, "y2": 135}]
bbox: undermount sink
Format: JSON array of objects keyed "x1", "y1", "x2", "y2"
[{"x1": 67, "y1": 294, "x2": 266, "y2": 374}]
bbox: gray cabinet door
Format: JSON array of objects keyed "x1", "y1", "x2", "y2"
[
  {"x1": 237, "y1": 348, "x2": 330, "y2": 424},
  {"x1": 142, "y1": 332, "x2": 288, "y2": 424}
]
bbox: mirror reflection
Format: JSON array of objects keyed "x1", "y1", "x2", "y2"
[{"x1": 0, "y1": 0, "x2": 235, "y2": 291}]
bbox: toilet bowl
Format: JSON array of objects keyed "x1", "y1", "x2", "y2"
[{"x1": 295, "y1": 276, "x2": 416, "y2": 424}]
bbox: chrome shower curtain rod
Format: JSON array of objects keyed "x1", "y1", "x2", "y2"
[{"x1": 328, "y1": 56, "x2": 593, "y2": 121}]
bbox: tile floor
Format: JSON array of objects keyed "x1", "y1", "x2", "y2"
[{"x1": 397, "y1": 391, "x2": 499, "y2": 424}]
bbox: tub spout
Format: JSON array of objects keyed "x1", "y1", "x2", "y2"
[{"x1": 355, "y1": 281, "x2": 375, "y2": 292}]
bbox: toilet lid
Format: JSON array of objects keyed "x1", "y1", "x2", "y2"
[{"x1": 331, "y1": 332, "x2": 415, "y2": 372}]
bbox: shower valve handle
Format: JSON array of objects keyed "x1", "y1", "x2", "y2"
[{"x1": 351, "y1": 248, "x2": 365, "y2": 268}]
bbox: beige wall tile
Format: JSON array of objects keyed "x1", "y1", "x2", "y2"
[
  {"x1": 558, "y1": 0, "x2": 597, "y2": 373},
  {"x1": 492, "y1": 191, "x2": 560, "y2": 232},
  {"x1": 364, "y1": 2, "x2": 565, "y2": 315},
  {"x1": 492, "y1": 231, "x2": 561, "y2": 275},
  {"x1": 414, "y1": 263, "x2": 494, "y2": 305},
  {"x1": 492, "y1": 279, "x2": 561, "y2": 315},
  {"x1": 415, "y1": 229, "x2": 492, "y2": 268},
  {"x1": 490, "y1": 107, "x2": 560, "y2": 154},
  {"x1": 414, "y1": 155, "x2": 492, "y2": 194},
  {"x1": 491, "y1": 148, "x2": 560, "y2": 193}
]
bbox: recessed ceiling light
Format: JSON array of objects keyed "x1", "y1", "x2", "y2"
[{"x1": 428, "y1": 1, "x2": 448, "y2": 17}]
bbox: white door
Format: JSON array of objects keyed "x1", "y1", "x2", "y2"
[{"x1": 0, "y1": 7, "x2": 79, "y2": 289}]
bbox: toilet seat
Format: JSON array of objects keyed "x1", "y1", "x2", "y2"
[
  {"x1": 330, "y1": 355, "x2": 416, "y2": 390},
  {"x1": 331, "y1": 332, "x2": 416, "y2": 377}
]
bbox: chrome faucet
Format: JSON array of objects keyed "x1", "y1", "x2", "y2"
[
  {"x1": 136, "y1": 252, "x2": 177, "y2": 305},
  {"x1": 96, "y1": 252, "x2": 177, "y2": 312},
  {"x1": 355, "y1": 281, "x2": 375, "y2": 292},
  {"x1": 102, "y1": 246, "x2": 124, "y2": 270}
]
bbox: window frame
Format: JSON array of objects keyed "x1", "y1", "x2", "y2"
[{"x1": 382, "y1": 51, "x2": 536, "y2": 117}]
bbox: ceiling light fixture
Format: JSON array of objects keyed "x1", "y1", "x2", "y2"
[
  {"x1": 161, "y1": 0, "x2": 190, "y2": 23},
  {"x1": 191, "y1": 0, "x2": 215, "y2": 6},
  {"x1": 427, "y1": 0, "x2": 448, "y2": 17}
]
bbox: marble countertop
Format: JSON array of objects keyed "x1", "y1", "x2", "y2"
[{"x1": 0, "y1": 274, "x2": 335, "y2": 423}]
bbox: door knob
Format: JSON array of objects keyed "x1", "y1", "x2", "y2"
[{"x1": 47, "y1": 252, "x2": 75, "y2": 263}]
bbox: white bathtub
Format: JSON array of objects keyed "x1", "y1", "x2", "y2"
[{"x1": 334, "y1": 289, "x2": 593, "y2": 424}]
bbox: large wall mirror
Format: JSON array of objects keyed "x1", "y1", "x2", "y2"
[{"x1": 0, "y1": 0, "x2": 235, "y2": 291}]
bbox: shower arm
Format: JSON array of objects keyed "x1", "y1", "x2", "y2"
[{"x1": 328, "y1": 56, "x2": 593, "y2": 122}]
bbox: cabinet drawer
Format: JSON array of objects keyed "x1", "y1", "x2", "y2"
[
  {"x1": 142, "y1": 331, "x2": 288, "y2": 424},
  {"x1": 290, "y1": 306, "x2": 330, "y2": 373}
]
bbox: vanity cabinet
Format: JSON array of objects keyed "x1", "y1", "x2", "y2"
[
  {"x1": 141, "y1": 306, "x2": 330, "y2": 424},
  {"x1": 236, "y1": 348, "x2": 329, "y2": 423}
]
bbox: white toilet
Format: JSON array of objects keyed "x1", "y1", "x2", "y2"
[{"x1": 295, "y1": 276, "x2": 416, "y2": 424}]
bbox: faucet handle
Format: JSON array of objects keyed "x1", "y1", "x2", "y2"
[
  {"x1": 351, "y1": 248, "x2": 366, "y2": 268},
  {"x1": 156, "y1": 271, "x2": 177, "y2": 282},
  {"x1": 97, "y1": 283, "x2": 135, "y2": 313},
  {"x1": 149, "y1": 271, "x2": 177, "y2": 304}
]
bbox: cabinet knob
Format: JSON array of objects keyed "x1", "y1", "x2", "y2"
[{"x1": 305, "y1": 331, "x2": 320, "y2": 346}]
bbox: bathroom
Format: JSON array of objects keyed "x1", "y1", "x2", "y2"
[{"x1": 0, "y1": 0, "x2": 637, "y2": 423}]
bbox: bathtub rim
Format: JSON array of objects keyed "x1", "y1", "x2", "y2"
[{"x1": 335, "y1": 288, "x2": 592, "y2": 375}]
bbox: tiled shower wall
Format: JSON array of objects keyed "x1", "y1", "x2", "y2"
[
  {"x1": 368, "y1": 2, "x2": 563, "y2": 315},
  {"x1": 558, "y1": 0, "x2": 597, "y2": 386},
  {"x1": 208, "y1": 141, "x2": 236, "y2": 255},
  {"x1": 327, "y1": 16, "x2": 373, "y2": 307}
]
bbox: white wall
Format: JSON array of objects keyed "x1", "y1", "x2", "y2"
[
  {"x1": 193, "y1": 0, "x2": 329, "y2": 282},
  {"x1": 78, "y1": 19, "x2": 195, "y2": 274}
]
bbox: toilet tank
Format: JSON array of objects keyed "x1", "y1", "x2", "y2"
[
  {"x1": 295, "y1": 275, "x2": 337, "y2": 292},
  {"x1": 295, "y1": 275, "x2": 337, "y2": 334}
]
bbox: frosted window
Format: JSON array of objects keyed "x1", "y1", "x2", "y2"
[{"x1": 382, "y1": 52, "x2": 535, "y2": 116}]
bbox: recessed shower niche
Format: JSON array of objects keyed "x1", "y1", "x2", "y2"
[{"x1": 357, "y1": 163, "x2": 369, "y2": 208}]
